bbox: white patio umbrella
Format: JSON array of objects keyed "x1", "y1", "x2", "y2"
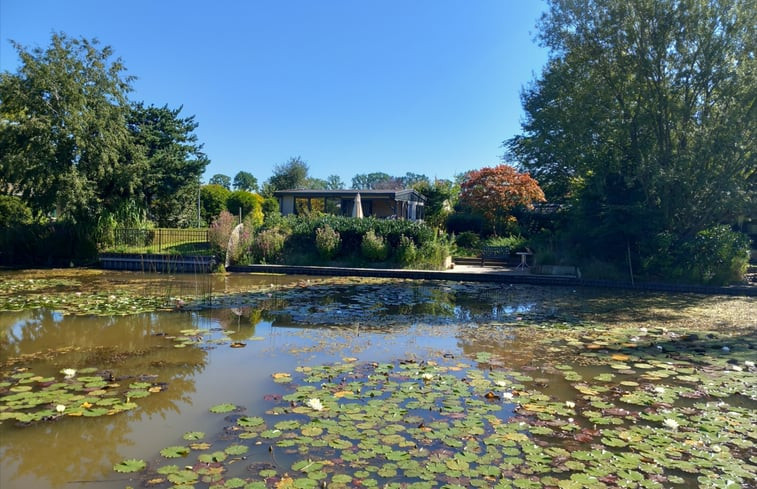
[{"x1": 352, "y1": 193, "x2": 363, "y2": 218}]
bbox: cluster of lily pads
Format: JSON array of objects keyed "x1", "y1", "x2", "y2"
[
  {"x1": 0, "y1": 367, "x2": 164, "y2": 424},
  {"x1": 115, "y1": 325, "x2": 756, "y2": 489}
]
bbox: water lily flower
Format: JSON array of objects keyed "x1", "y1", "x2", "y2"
[
  {"x1": 711, "y1": 445, "x2": 722, "y2": 453},
  {"x1": 639, "y1": 327, "x2": 648, "y2": 333},
  {"x1": 62, "y1": 368, "x2": 76, "y2": 379},
  {"x1": 731, "y1": 365, "x2": 743, "y2": 372},
  {"x1": 109, "y1": 295, "x2": 116, "y2": 300},
  {"x1": 663, "y1": 418, "x2": 679, "y2": 430},
  {"x1": 745, "y1": 361, "x2": 754, "y2": 367},
  {"x1": 55, "y1": 404, "x2": 66, "y2": 413},
  {"x1": 653, "y1": 386, "x2": 665, "y2": 394},
  {"x1": 306, "y1": 398, "x2": 324, "y2": 411},
  {"x1": 565, "y1": 401, "x2": 576, "y2": 408},
  {"x1": 502, "y1": 392, "x2": 514, "y2": 400},
  {"x1": 421, "y1": 373, "x2": 433, "y2": 381},
  {"x1": 495, "y1": 380, "x2": 507, "y2": 387}
]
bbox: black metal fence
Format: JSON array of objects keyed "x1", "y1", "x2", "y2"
[{"x1": 110, "y1": 228, "x2": 210, "y2": 254}]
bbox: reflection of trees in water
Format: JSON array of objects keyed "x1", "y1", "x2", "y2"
[{"x1": 0, "y1": 310, "x2": 208, "y2": 488}]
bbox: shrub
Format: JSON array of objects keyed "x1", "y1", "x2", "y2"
[
  {"x1": 208, "y1": 211, "x2": 236, "y2": 259},
  {"x1": 226, "y1": 190, "x2": 264, "y2": 226},
  {"x1": 251, "y1": 228, "x2": 287, "y2": 263},
  {"x1": 454, "y1": 231, "x2": 480, "y2": 250},
  {"x1": 485, "y1": 234, "x2": 527, "y2": 251},
  {"x1": 315, "y1": 225, "x2": 341, "y2": 259},
  {"x1": 200, "y1": 184, "x2": 230, "y2": 222},
  {"x1": 395, "y1": 234, "x2": 418, "y2": 265},
  {"x1": 0, "y1": 196, "x2": 32, "y2": 228},
  {"x1": 361, "y1": 230, "x2": 389, "y2": 261}
]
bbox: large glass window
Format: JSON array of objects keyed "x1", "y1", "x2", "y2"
[
  {"x1": 295, "y1": 198, "x2": 309, "y2": 215},
  {"x1": 325, "y1": 197, "x2": 341, "y2": 215}
]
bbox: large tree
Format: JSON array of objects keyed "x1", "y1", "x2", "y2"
[
  {"x1": 267, "y1": 156, "x2": 309, "y2": 191},
  {"x1": 209, "y1": 173, "x2": 231, "y2": 189},
  {"x1": 0, "y1": 33, "x2": 142, "y2": 225},
  {"x1": 128, "y1": 103, "x2": 208, "y2": 227},
  {"x1": 233, "y1": 171, "x2": 258, "y2": 192},
  {"x1": 459, "y1": 165, "x2": 545, "y2": 235},
  {"x1": 506, "y1": 0, "x2": 755, "y2": 246}
]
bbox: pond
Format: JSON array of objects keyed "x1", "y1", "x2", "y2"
[{"x1": 0, "y1": 270, "x2": 755, "y2": 489}]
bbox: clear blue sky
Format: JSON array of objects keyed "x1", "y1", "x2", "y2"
[{"x1": 0, "y1": 0, "x2": 549, "y2": 186}]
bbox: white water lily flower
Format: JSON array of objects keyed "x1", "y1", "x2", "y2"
[
  {"x1": 639, "y1": 327, "x2": 648, "y2": 333},
  {"x1": 421, "y1": 373, "x2": 433, "y2": 381},
  {"x1": 55, "y1": 404, "x2": 66, "y2": 413},
  {"x1": 62, "y1": 368, "x2": 76, "y2": 379},
  {"x1": 565, "y1": 401, "x2": 576, "y2": 408},
  {"x1": 663, "y1": 418, "x2": 679, "y2": 430},
  {"x1": 654, "y1": 386, "x2": 665, "y2": 394},
  {"x1": 495, "y1": 380, "x2": 508, "y2": 388},
  {"x1": 306, "y1": 398, "x2": 324, "y2": 411},
  {"x1": 731, "y1": 365, "x2": 743, "y2": 372},
  {"x1": 745, "y1": 361, "x2": 754, "y2": 368},
  {"x1": 502, "y1": 392, "x2": 514, "y2": 400},
  {"x1": 711, "y1": 445, "x2": 722, "y2": 453}
]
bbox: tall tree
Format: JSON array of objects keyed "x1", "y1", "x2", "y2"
[
  {"x1": 351, "y1": 172, "x2": 392, "y2": 190},
  {"x1": 459, "y1": 164, "x2": 545, "y2": 235},
  {"x1": 267, "y1": 156, "x2": 309, "y2": 190},
  {"x1": 209, "y1": 174, "x2": 231, "y2": 189},
  {"x1": 0, "y1": 33, "x2": 141, "y2": 225},
  {"x1": 233, "y1": 171, "x2": 258, "y2": 192},
  {"x1": 325, "y1": 174, "x2": 344, "y2": 190},
  {"x1": 506, "y1": 0, "x2": 756, "y2": 244},
  {"x1": 128, "y1": 103, "x2": 208, "y2": 227}
]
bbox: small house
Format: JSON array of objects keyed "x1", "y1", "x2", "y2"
[{"x1": 273, "y1": 189, "x2": 426, "y2": 221}]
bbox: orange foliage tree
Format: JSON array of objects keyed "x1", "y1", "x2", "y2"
[{"x1": 459, "y1": 164, "x2": 546, "y2": 235}]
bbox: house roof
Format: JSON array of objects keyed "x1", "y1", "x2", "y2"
[{"x1": 273, "y1": 189, "x2": 426, "y2": 202}]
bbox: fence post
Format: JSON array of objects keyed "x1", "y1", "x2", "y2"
[{"x1": 158, "y1": 229, "x2": 162, "y2": 253}]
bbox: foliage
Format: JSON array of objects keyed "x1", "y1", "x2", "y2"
[
  {"x1": 459, "y1": 164, "x2": 546, "y2": 235},
  {"x1": 454, "y1": 231, "x2": 481, "y2": 250},
  {"x1": 325, "y1": 174, "x2": 344, "y2": 189},
  {"x1": 314, "y1": 225, "x2": 341, "y2": 259},
  {"x1": 200, "y1": 184, "x2": 230, "y2": 222},
  {"x1": 413, "y1": 179, "x2": 456, "y2": 230},
  {"x1": 484, "y1": 234, "x2": 527, "y2": 251},
  {"x1": 0, "y1": 221, "x2": 97, "y2": 266},
  {"x1": 233, "y1": 171, "x2": 258, "y2": 192},
  {"x1": 641, "y1": 226, "x2": 750, "y2": 285},
  {"x1": 208, "y1": 174, "x2": 231, "y2": 189},
  {"x1": 360, "y1": 230, "x2": 389, "y2": 261},
  {"x1": 208, "y1": 211, "x2": 236, "y2": 259},
  {"x1": 0, "y1": 196, "x2": 32, "y2": 228},
  {"x1": 250, "y1": 228, "x2": 287, "y2": 263},
  {"x1": 261, "y1": 196, "x2": 280, "y2": 220},
  {"x1": 506, "y1": 0, "x2": 756, "y2": 276},
  {"x1": 0, "y1": 33, "x2": 141, "y2": 227},
  {"x1": 127, "y1": 103, "x2": 208, "y2": 227},
  {"x1": 351, "y1": 172, "x2": 393, "y2": 190},
  {"x1": 445, "y1": 212, "x2": 487, "y2": 235},
  {"x1": 226, "y1": 190, "x2": 263, "y2": 226},
  {"x1": 394, "y1": 234, "x2": 418, "y2": 265},
  {"x1": 267, "y1": 156, "x2": 309, "y2": 191}
]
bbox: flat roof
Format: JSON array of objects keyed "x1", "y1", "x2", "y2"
[{"x1": 273, "y1": 189, "x2": 425, "y2": 201}]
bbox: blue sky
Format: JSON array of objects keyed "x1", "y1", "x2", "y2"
[{"x1": 0, "y1": 0, "x2": 549, "y2": 186}]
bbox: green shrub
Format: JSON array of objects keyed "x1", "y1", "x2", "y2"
[
  {"x1": 641, "y1": 226, "x2": 749, "y2": 285},
  {"x1": 454, "y1": 231, "x2": 480, "y2": 250},
  {"x1": 395, "y1": 234, "x2": 418, "y2": 265},
  {"x1": 361, "y1": 230, "x2": 389, "y2": 261},
  {"x1": 251, "y1": 228, "x2": 287, "y2": 263},
  {"x1": 0, "y1": 196, "x2": 33, "y2": 228},
  {"x1": 485, "y1": 234, "x2": 527, "y2": 250},
  {"x1": 226, "y1": 190, "x2": 264, "y2": 226},
  {"x1": 315, "y1": 225, "x2": 341, "y2": 259},
  {"x1": 416, "y1": 239, "x2": 451, "y2": 269}
]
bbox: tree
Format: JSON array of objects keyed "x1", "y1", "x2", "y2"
[
  {"x1": 459, "y1": 164, "x2": 545, "y2": 235},
  {"x1": 506, "y1": 0, "x2": 756, "y2": 247},
  {"x1": 351, "y1": 172, "x2": 392, "y2": 190},
  {"x1": 401, "y1": 172, "x2": 430, "y2": 188},
  {"x1": 200, "y1": 184, "x2": 230, "y2": 222},
  {"x1": 233, "y1": 171, "x2": 258, "y2": 192},
  {"x1": 0, "y1": 33, "x2": 142, "y2": 226},
  {"x1": 128, "y1": 103, "x2": 208, "y2": 227},
  {"x1": 209, "y1": 174, "x2": 231, "y2": 189},
  {"x1": 267, "y1": 156, "x2": 309, "y2": 191},
  {"x1": 325, "y1": 174, "x2": 344, "y2": 190},
  {"x1": 226, "y1": 190, "x2": 263, "y2": 226},
  {"x1": 414, "y1": 179, "x2": 457, "y2": 230}
]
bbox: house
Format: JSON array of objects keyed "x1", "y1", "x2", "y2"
[{"x1": 273, "y1": 189, "x2": 426, "y2": 221}]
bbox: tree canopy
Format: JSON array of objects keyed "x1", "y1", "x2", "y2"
[
  {"x1": 506, "y1": 0, "x2": 755, "y2": 244},
  {"x1": 459, "y1": 165, "x2": 545, "y2": 235},
  {"x1": 0, "y1": 33, "x2": 141, "y2": 226},
  {"x1": 233, "y1": 171, "x2": 258, "y2": 192},
  {"x1": 267, "y1": 156, "x2": 309, "y2": 191},
  {"x1": 209, "y1": 174, "x2": 231, "y2": 189}
]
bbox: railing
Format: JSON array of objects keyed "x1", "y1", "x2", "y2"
[{"x1": 108, "y1": 228, "x2": 210, "y2": 254}]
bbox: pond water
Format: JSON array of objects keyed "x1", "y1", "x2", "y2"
[{"x1": 0, "y1": 270, "x2": 755, "y2": 489}]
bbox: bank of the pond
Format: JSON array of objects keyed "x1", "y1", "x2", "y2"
[{"x1": 227, "y1": 263, "x2": 757, "y2": 297}]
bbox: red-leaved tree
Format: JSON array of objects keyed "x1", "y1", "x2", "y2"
[{"x1": 459, "y1": 164, "x2": 545, "y2": 235}]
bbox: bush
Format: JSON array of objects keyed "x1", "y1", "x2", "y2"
[
  {"x1": 361, "y1": 230, "x2": 389, "y2": 261},
  {"x1": 226, "y1": 190, "x2": 264, "y2": 226},
  {"x1": 454, "y1": 231, "x2": 480, "y2": 250},
  {"x1": 641, "y1": 225, "x2": 750, "y2": 285},
  {"x1": 208, "y1": 211, "x2": 237, "y2": 259},
  {"x1": 0, "y1": 196, "x2": 33, "y2": 228},
  {"x1": 201, "y1": 184, "x2": 231, "y2": 222},
  {"x1": 485, "y1": 234, "x2": 527, "y2": 251},
  {"x1": 395, "y1": 234, "x2": 418, "y2": 265},
  {"x1": 315, "y1": 225, "x2": 341, "y2": 259},
  {"x1": 251, "y1": 228, "x2": 287, "y2": 263}
]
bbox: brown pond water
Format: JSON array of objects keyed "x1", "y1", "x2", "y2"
[{"x1": 0, "y1": 270, "x2": 754, "y2": 489}]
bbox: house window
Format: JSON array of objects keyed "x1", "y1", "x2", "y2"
[
  {"x1": 294, "y1": 197, "x2": 309, "y2": 215},
  {"x1": 325, "y1": 197, "x2": 341, "y2": 215}
]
